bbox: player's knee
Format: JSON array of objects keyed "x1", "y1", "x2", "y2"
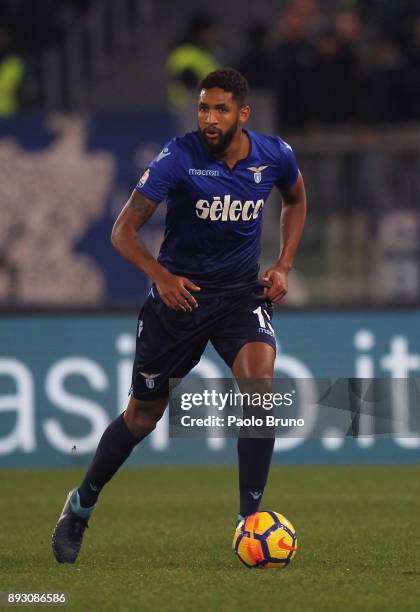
[
  {"x1": 239, "y1": 374, "x2": 273, "y2": 397},
  {"x1": 126, "y1": 410, "x2": 157, "y2": 437},
  {"x1": 124, "y1": 398, "x2": 167, "y2": 438},
  {"x1": 256, "y1": 371, "x2": 273, "y2": 381},
  {"x1": 136, "y1": 414, "x2": 157, "y2": 437},
  {"x1": 259, "y1": 373, "x2": 274, "y2": 387}
]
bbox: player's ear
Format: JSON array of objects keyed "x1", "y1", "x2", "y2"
[{"x1": 239, "y1": 105, "x2": 251, "y2": 126}]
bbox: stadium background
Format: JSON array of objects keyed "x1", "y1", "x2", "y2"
[
  {"x1": 1, "y1": 0, "x2": 420, "y2": 466},
  {"x1": 2, "y1": 3, "x2": 420, "y2": 611}
]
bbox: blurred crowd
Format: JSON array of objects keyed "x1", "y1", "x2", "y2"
[
  {"x1": 168, "y1": 0, "x2": 420, "y2": 132},
  {"x1": 250, "y1": 0, "x2": 420, "y2": 130},
  {"x1": 1, "y1": 0, "x2": 420, "y2": 131},
  {"x1": 0, "y1": 0, "x2": 93, "y2": 114},
  {"x1": 0, "y1": 0, "x2": 91, "y2": 56}
]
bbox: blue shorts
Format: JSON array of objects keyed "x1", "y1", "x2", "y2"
[{"x1": 131, "y1": 284, "x2": 277, "y2": 400}]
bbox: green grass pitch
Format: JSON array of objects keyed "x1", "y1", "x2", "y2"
[{"x1": 1, "y1": 466, "x2": 420, "y2": 612}]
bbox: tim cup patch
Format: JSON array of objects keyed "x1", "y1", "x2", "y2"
[{"x1": 138, "y1": 168, "x2": 150, "y2": 187}]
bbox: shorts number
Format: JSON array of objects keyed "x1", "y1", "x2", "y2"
[{"x1": 252, "y1": 306, "x2": 274, "y2": 332}]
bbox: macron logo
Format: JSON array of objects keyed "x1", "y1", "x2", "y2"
[{"x1": 189, "y1": 168, "x2": 220, "y2": 177}]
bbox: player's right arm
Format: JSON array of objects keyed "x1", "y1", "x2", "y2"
[{"x1": 111, "y1": 189, "x2": 200, "y2": 311}]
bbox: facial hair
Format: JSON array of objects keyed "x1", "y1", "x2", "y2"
[{"x1": 199, "y1": 121, "x2": 239, "y2": 156}]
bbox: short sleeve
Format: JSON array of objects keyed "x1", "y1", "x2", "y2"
[
  {"x1": 135, "y1": 138, "x2": 181, "y2": 204},
  {"x1": 275, "y1": 138, "x2": 299, "y2": 192}
]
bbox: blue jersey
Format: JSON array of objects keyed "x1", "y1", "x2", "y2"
[{"x1": 136, "y1": 129, "x2": 298, "y2": 291}]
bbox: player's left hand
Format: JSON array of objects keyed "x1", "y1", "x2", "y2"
[{"x1": 260, "y1": 266, "x2": 289, "y2": 303}]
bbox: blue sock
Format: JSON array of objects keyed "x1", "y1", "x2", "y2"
[
  {"x1": 70, "y1": 490, "x2": 95, "y2": 519},
  {"x1": 238, "y1": 437, "x2": 275, "y2": 517},
  {"x1": 78, "y1": 414, "x2": 143, "y2": 508}
]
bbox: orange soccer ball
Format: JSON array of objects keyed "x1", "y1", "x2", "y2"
[{"x1": 233, "y1": 511, "x2": 297, "y2": 569}]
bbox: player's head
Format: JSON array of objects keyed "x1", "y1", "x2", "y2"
[{"x1": 197, "y1": 68, "x2": 250, "y2": 155}]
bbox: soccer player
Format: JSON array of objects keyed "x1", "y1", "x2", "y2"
[{"x1": 52, "y1": 68, "x2": 307, "y2": 563}]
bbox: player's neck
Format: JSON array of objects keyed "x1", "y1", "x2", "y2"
[{"x1": 217, "y1": 130, "x2": 250, "y2": 168}]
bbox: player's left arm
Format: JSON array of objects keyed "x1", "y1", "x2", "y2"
[{"x1": 261, "y1": 171, "x2": 307, "y2": 303}]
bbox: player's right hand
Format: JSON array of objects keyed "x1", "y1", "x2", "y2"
[{"x1": 155, "y1": 270, "x2": 200, "y2": 312}]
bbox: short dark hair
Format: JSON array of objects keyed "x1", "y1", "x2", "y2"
[{"x1": 199, "y1": 68, "x2": 249, "y2": 106}]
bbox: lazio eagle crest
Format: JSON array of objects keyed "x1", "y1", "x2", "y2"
[{"x1": 247, "y1": 165, "x2": 269, "y2": 184}]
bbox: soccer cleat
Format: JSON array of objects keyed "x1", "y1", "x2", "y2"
[{"x1": 52, "y1": 489, "x2": 89, "y2": 564}]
